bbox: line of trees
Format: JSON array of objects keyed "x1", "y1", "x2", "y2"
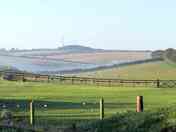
[{"x1": 152, "y1": 48, "x2": 176, "y2": 63}]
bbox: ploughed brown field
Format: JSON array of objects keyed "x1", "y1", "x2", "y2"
[{"x1": 46, "y1": 51, "x2": 151, "y2": 63}]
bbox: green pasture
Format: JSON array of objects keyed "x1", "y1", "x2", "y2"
[
  {"x1": 78, "y1": 61, "x2": 176, "y2": 80},
  {"x1": 0, "y1": 80, "x2": 176, "y2": 121}
]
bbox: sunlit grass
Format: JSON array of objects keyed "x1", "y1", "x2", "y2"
[
  {"x1": 0, "y1": 80, "x2": 176, "y2": 120},
  {"x1": 78, "y1": 61, "x2": 176, "y2": 80}
]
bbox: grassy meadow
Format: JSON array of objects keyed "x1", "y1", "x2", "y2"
[
  {"x1": 0, "y1": 79, "x2": 176, "y2": 121},
  {"x1": 1, "y1": 60, "x2": 176, "y2": 130},
  {"x1": 78, "y1": 61, "x2": 176, "y2": 80}
]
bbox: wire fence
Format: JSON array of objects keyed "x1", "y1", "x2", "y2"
[{"x1": 0, "y1": 96, "x2": 145, "y2": 132}]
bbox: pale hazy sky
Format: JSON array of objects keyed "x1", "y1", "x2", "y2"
[{"x1": 0, "y1": 0, "x2": 176, "y2": 50}]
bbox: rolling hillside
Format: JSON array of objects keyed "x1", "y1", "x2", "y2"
[
  {"x1": 78, "y1": 61, "x2": 176, "y2": 80},
  {"x1": 0, "y1": 45, "x2": 151, "y2": 74}
]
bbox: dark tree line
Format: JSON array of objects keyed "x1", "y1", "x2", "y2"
[{"x1": 152, "y1": 48, "x2": 176, "y2": 63}]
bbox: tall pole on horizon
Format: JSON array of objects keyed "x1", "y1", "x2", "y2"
[{"x1": 60, "y1": 36, "x2": 65, "y2": 47}]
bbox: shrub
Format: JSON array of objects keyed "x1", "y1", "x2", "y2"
[
  {"x1": 1, "y1": 109, "x2": 13, "y2": 120},
  {"x1": 79, "y1": 108, "x2": 172, "y2": 132},
  {"x1": 3, "y1": 73, "x2": 16, "y2": 81}
]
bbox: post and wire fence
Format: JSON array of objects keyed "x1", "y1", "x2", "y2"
[{"x1": 0, "y1": 96, "x2": 144, "y2": 128}]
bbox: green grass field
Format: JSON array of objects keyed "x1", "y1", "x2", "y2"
[
  {"x1": 78, "y1": 61, "x2": 176, "y2": 80},
  {"x1": 0, "y1": 61, "x2": 175, "y2": 131},
  {"x1": 0, "y1": 79, "x2": 176, "y2": 121}
]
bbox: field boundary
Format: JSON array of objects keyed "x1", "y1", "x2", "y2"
[
  {"x1": 40, "y1": 58, "x2": 163, "y2": 74},
  {"x1": 1, "y1": 70, "x2": 176, "y2": 88}
]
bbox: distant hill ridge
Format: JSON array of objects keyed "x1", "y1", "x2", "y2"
[
  {"x1": 0, "y1": 45, "x2": 151, "y2": 54},
  {"x1": 58, "y1": 45, "x2": 104, "y2": 53}
]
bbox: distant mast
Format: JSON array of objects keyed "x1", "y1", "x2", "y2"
[{"x1": 60, "y1": 36, "x2": 65, "y2": 47}]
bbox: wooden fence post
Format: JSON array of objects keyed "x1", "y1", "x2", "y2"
[
  {"x1": 100, "y1": 98, "x2": 104, "y2": 120},
  {"x1": 30, "y1": 100, "x2": 35, "y2": 126},
  {"x1": 93, "y1": 79, "x2": 95, "y2": 85},
  {"x1": 108, "y1": 80, "x2": 111, "y2": 87},
  {"x1": 35, "y1": 75, "x2": 37, "y2": 81},
  {"x1": 71, "y1": 77, "x2": 74, "y2": 84},
  {"x1": 47, "y1": 75, "x2": 50, "y2": 83},
  {"x1": 59, "y1": 76, "x2": 61, "y2": 82},
  {"x1": 157, "y1": 79, "x2": 160, "y2": 88},
  {"x1": 22, "y1": 74, "x2": 25, "y2": 82},
  {"x1": 136, "y1": 96, "x2": 143, "y2": 112}
]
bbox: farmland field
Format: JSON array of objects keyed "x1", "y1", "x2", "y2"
[
  {"x1": 46, "y1": 51, "x2": 151, "y2": 63},
  {"x1": 0, "y1": 55, "x2": 95, "y2": 73},
  {"x1": 0, "y1": 48, "x2": 151, "y2": 74},
  {"x1": 78, "y1": 61, "x2": 176, "y2": 80},
  {"x1": 0, "y1": 79, "x2": 176, "y2": 121}
]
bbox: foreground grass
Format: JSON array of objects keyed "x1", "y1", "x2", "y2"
[
  {"x1": 78, "y1": 61, "x2": 176, "y2": 80},
  {"x1": 0, "y1": 80, "x2": 176, "y2": 121}
]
